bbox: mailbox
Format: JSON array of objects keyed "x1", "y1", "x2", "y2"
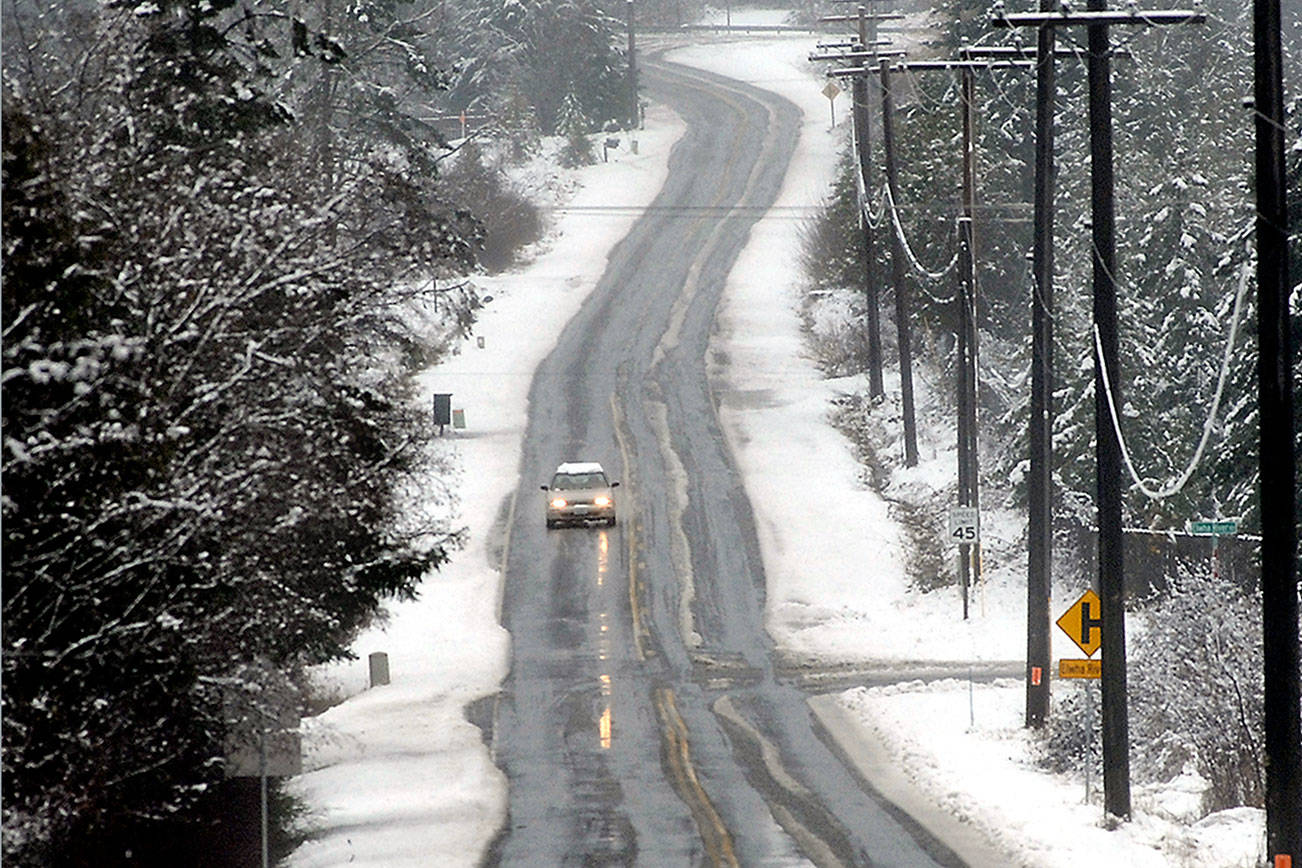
[{"x1": 433, "y1": 393, "x2": 452, "y2": 427}]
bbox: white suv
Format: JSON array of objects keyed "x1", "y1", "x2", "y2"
[{"x1": 541, "y1": 462, "x2": 619, "y2": 528}]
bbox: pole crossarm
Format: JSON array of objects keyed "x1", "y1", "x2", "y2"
[
  {"x1": 834, "y1": 55, "x2": 1023, "y2": 76},
  {"x1": 826, "y1": 65, "x2": 888, "y2": 76},
  {"x1": 820, "y1": 12, "x2": 905, "y2": 22},
  {"x1": 810, "y1": 49, "x2": 903, "y2": 61},
  {"x1": 990, "y1": 9, "x2": 1205, "y2": 27},
  {"x1": 895, "y1": 59, "x2": 1037, "y2": 70},
  {"x1": 958, "y1": 45, "x2": 1132, "y2": 58},
  {"x1": 816, "y1": 38, "x2": 894, "y2": 50}
]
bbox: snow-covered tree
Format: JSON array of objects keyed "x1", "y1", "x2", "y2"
[
  {"x1": 2, "y1": 2, "x2": 476, "y2": 859},
  {"x1": 556, "y1": 89, "x2": 596, "y2": 167},
  {"x1": 448, "y1": 0, "x2": 628, "y2": 135},
  {"x1": 500, "y1": 86, "x2": 543, "y2": 162}
]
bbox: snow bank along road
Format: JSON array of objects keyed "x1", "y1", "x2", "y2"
[{"x1": 480, "y1": 55, "x2": 978, "y2": 868}]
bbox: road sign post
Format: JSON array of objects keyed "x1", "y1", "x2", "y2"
[
  {"x1": 1189, "y1": 518, "x2": 1238, "y2": 581},
  {"x1": 947, "y1": 506, "x2": 979, "y2": 544},
  {"x1": 1056, "y1": 593, "x2": 1104, "y2": 808},
  {"x1": 948, "y1": 507, "x2": 980, "y2": 620},
  {"x1": 821, "y1": 80, "x2": 841, "y2": 129}
]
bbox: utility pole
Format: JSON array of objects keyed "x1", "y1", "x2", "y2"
[
  {"x1": 888, "y1": 59, "x2": 984, "y2": 612},
  {"x1": 816, "y1": 6, "x2": 904, "y2": 400},
  {"x1": 879, "y1": 60, "x2": 920, "y2": 467},
  {"x1": 1083, "y1": 0, "x2": 1130, "y2": 819},
  {"x1": 957, "y1": 64, "x2": 980, "y2": 620},
  {"x1": 826, "y1": 0, "x2": 903, "y2": 46},
  {"x1": 626, "y1": 1, "x2": 638, "y2": 129},
  {"x1": 898, "y1": 58, "x2": 991, "y2": 615},
  {"x1": 993, "y1": 2, "x2": 1204, "y2": 822},
  {"x1": 853, "y1": 8, "x2": 884, "y2": 399},
  {"x1": 1254, "y1": 0, "x2": 1302, "y2": 857},
  {"x1": 1026, "y1": 5, "x2": 1057, "y2": 730}
]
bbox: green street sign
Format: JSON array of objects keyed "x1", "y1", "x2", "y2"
[{"x1": 1189, "y1": 519, "x2": 1238, "y2": 536}]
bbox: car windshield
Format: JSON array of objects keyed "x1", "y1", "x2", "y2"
[{"x1": 552, "y1": 473, "x2": 606, "y2": 489}]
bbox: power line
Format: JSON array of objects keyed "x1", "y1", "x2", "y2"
[
  {"x1": 1091, "y1": 262, "x2": 1250, "y2": 500},
  {"x1": 883, "y1": 184, "x2": 961, "y2": 280}
]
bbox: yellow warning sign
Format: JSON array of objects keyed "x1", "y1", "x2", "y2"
[
  {"x1": 1059, "y1": 659, "x2": 1101, "y2": 679},
  {"x1": 1056, "y1": 589, "x2": 1103, "y2": 657}
]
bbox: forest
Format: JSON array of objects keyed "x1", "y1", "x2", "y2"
[{"x1": 0, "y1": 0, "x2": 651, "y2": 862}]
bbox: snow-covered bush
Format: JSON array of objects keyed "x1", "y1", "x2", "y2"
[
  {"x1": 440, "y1": 141, "x2": 544, "y2": 272},
  {"x1": 797, "y1": 153, "x2": 868, "y2": 304},
  {"x1": 556, "y1": 92, "x2": 597, "y2": 168},
  {"x1": 1129, "y1": 568, "x2": 1264, "y2": 811},
  {"x1": 1034, "y1": 567, "x2": 1264, "y2": 815}
]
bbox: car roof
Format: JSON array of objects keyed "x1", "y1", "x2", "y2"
[{"x1": 554, "y1": 461, "x2": 606, "y2": 475}]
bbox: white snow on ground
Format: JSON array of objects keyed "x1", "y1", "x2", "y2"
[
  {"x1": 837, "y1": 681, "x2": 1266, "y2": 868},
  {"x1": 288, "y1": 13, "x2": 1266, "y2": 868}
]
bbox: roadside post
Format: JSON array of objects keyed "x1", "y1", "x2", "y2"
[
  {"x1": 1188, "y1": 518, "x2": 1238, "y2": 581},
  {"x1": 821, "y1": 80, "x2": 841, "y2": 129},
  {"x1": 1056, "y1": 590, "x2": 1103, "y2": 804},
  {"x1": 947, "y1": 506, "x2": 979, "y2": 619}
]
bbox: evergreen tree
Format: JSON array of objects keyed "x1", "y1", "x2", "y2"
[
  {"x1": 556, "y1": 89, "x2": 595, "y2": 167},
  {"x1": 2, "y1": 3, "x2": 476, "y2": 859},
  {"x1": 449, "y1": 0, "x2": 627, "y2": 134}
]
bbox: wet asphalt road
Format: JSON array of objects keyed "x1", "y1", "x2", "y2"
[{"x1": 482, "y1": 58, "x2": 981, "y2": 868}]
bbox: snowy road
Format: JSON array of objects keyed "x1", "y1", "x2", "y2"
[
  {"x1": 290, "y1": 22, "x2": 1266, "y2": 868},
  {"x1": 482, "y1": 56, "x2": 968, "y2": 868}
]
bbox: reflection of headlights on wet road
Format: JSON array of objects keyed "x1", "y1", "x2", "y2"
[
  {"x1": 593, "y1": 496, "x2": 612, "y2": 508},
  {"x1": 550, "y1": 498, "x2": 567, "y2": 509},
  {"x1": 599, "y1": 673, "x2": 613, "y2": 750}
]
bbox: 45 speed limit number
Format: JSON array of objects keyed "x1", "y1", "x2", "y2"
[{"x1": 947, "y1": 507, "x2": 980, "y2": 544}]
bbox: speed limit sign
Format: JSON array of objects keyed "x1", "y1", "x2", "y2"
[{"x1": 947, "y1": 507, "x2": 980, "y2": 544}]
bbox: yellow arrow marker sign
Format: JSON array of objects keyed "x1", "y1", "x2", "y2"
[{"x1": 1056, "y1": 589, "x2": 1103, "y2": 657}]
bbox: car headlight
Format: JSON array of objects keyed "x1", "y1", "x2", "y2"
[
  {"x1": 550, "y1": 498, "x2": 567, "y2": 509},
  {"x1": 593, "y1": 496, "x2": 612, "y2": 508}
]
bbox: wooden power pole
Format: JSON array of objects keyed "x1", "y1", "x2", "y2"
[
  {"x1": 878, "y1": 60, "x2": 920, "y2": 467},
  {"x1": 626, "y1": 1, "x2": 638, "y2": 128},
  {"x1": 993, "y1": 1, "x2": 1204, "y2": 822},
  {"x1": 817, "y1": 6, "x2": 904, "y2": 401},
  {"x1": 1254, "y1": 0, "x2": 1302, "y2": 858},
  {"x1": 1026, "y1": 1, "x2": 1057, "y2": 731},
  {"x1": 853, "y1": 8, "x2": 885, "y2": 398}
]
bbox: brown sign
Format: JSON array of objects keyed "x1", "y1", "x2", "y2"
[{"x1": 1059, "y1": 659, "x2": 1102, "y2": 679}]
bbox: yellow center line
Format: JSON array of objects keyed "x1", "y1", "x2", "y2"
[
  {"x1": 610, "y1": 390, "x2": 650, "y2": 661},
  {"x1": 654, "y1": 687, "x2": 739, "y2": 868},
  {"x1": 605, "y1": 66, "x2": 772, "y2": 867}
]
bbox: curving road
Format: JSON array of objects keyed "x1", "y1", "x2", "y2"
[{"x1": 482, "y1": 57, "x2": 971, "y2": 868}]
